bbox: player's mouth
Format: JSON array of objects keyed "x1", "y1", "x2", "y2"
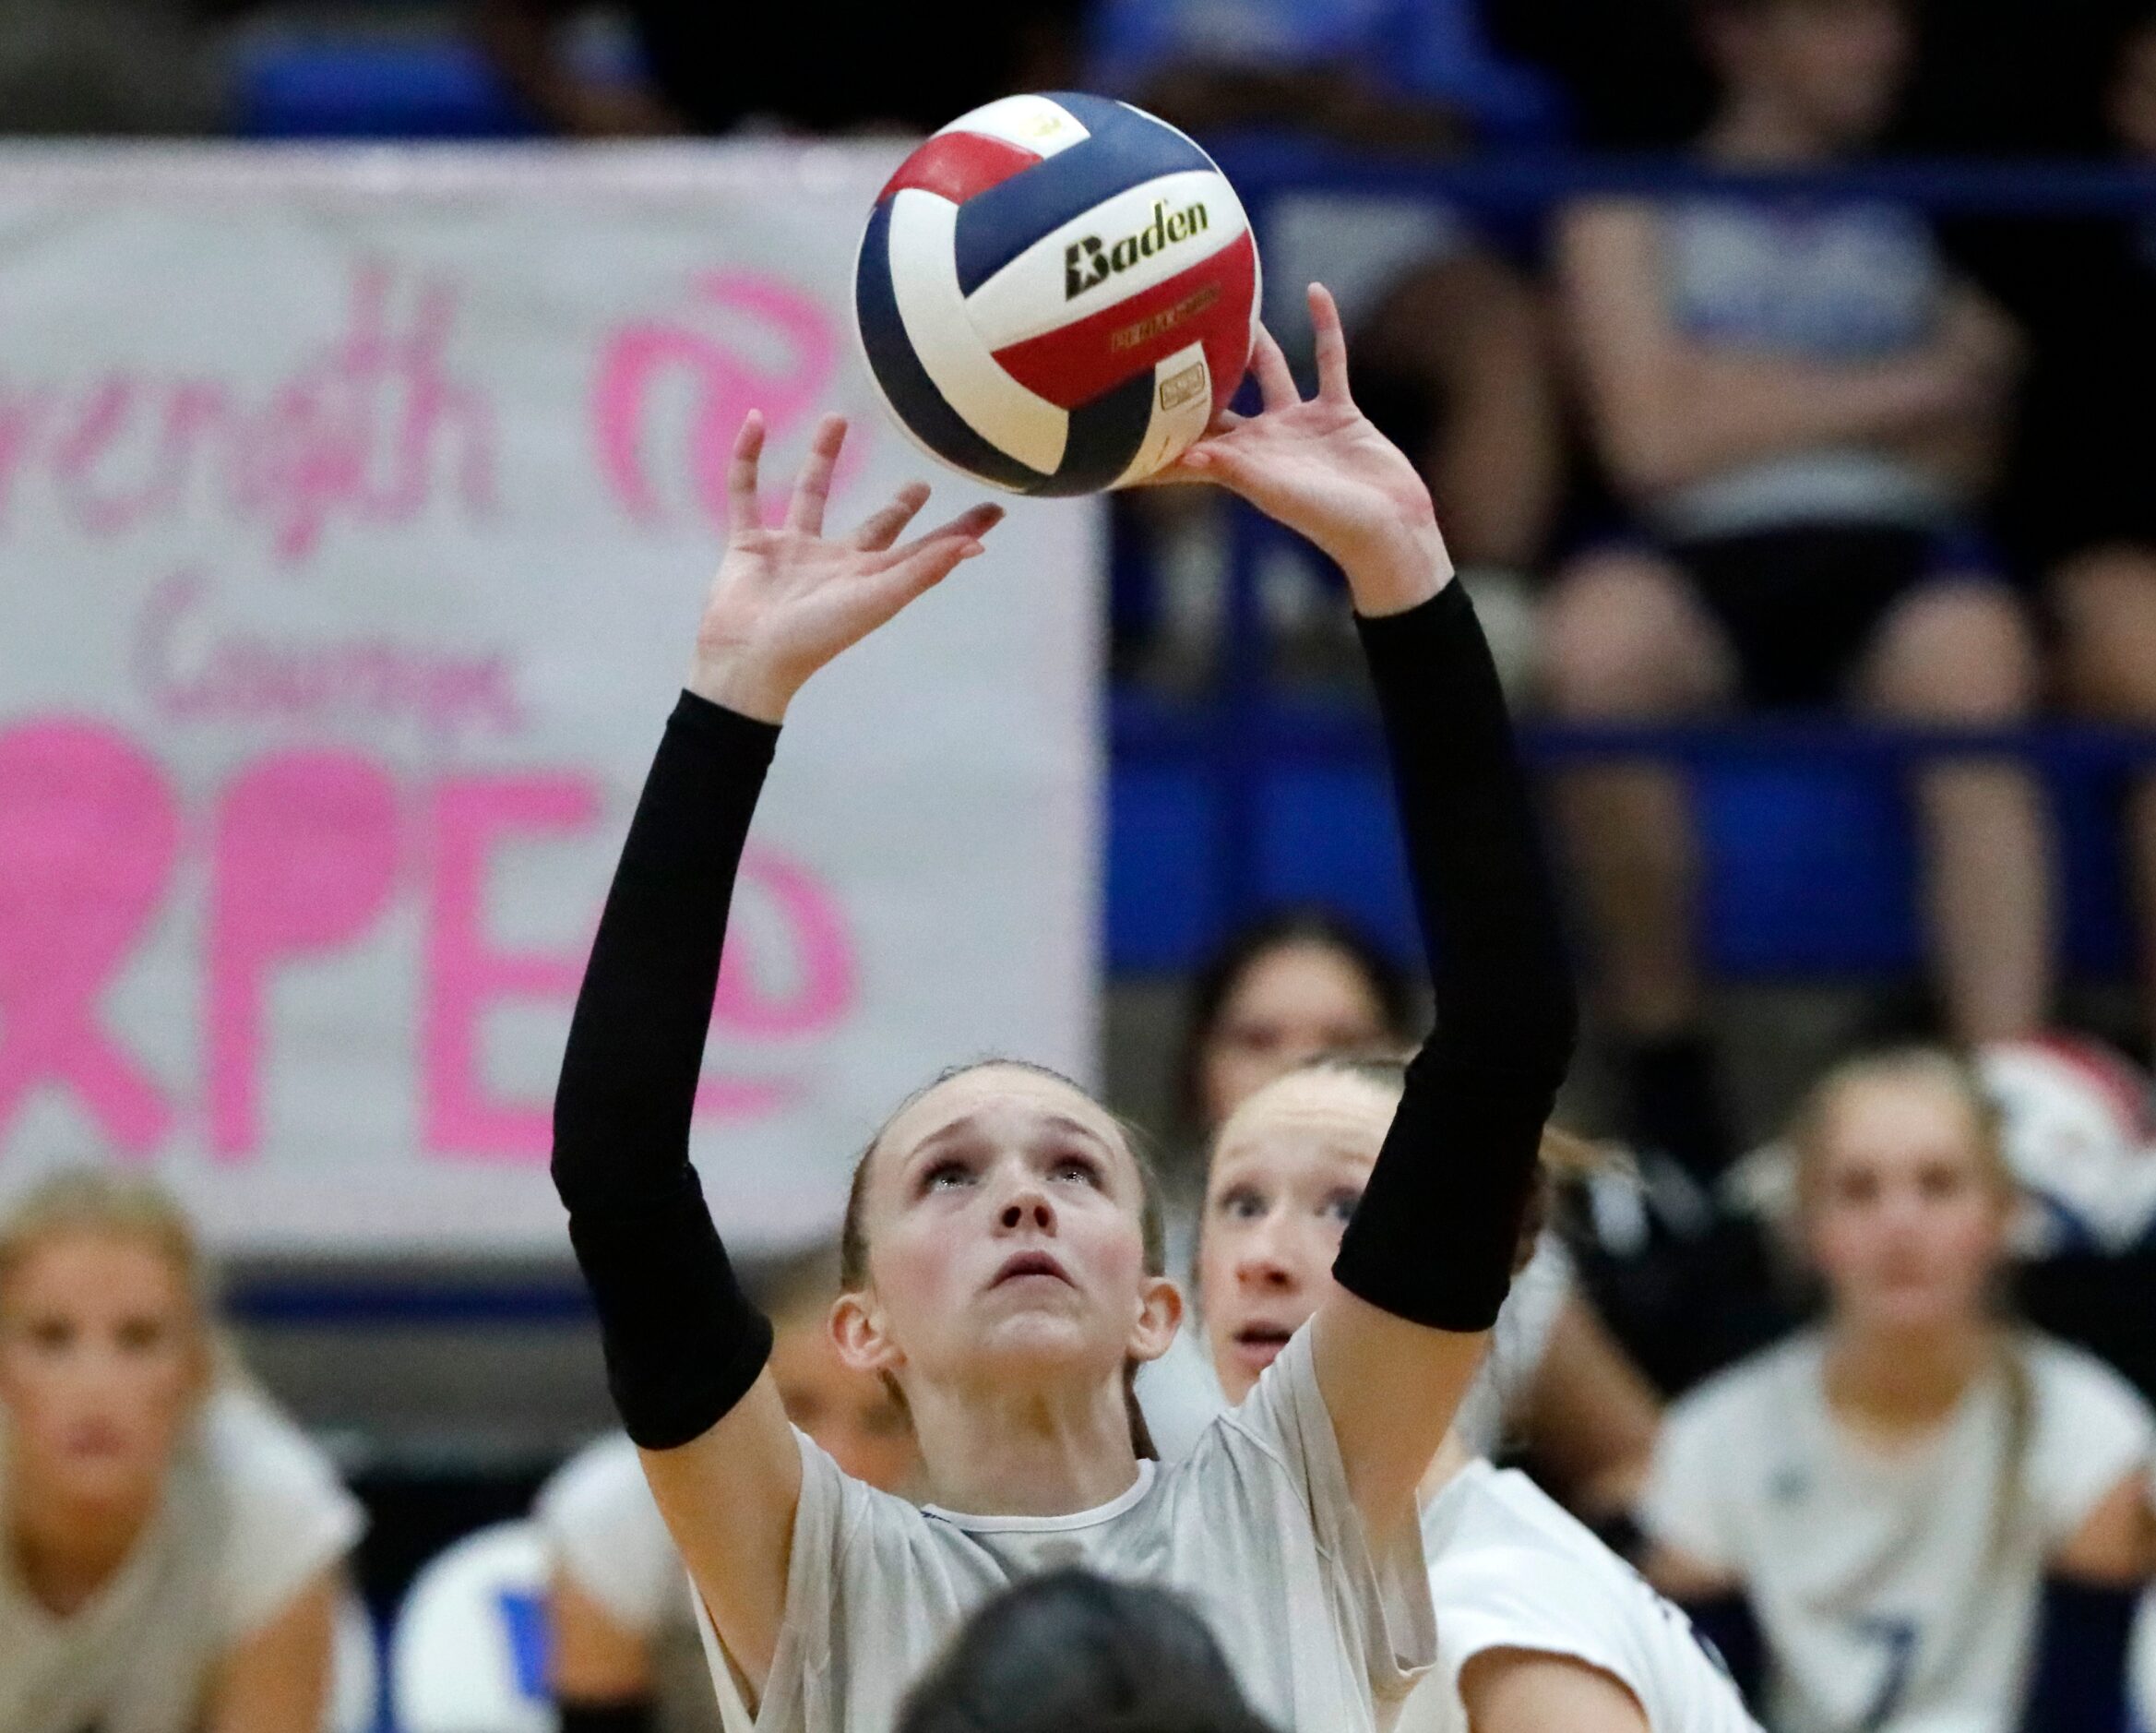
[
  {"x1": 990, "y1": 1249, "x2": 1074, "y2": 1291},
  {"x1": 1229, "y1": 1321, "x2": 1295, "y2": 1375}
]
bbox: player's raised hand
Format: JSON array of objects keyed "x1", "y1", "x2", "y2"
[
  {"x1": 1154, "y1": 284, "x2": 1452, "y2": 616},
  {"x1": 689, "y1": 412, "x2": 1004, "y2": 721}
]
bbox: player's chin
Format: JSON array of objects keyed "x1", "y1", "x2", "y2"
[{"x1": 971, "y1": 1308, "x2": 1115, "y2": 1376}]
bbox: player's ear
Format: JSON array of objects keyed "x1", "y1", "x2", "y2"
[
  {"x1": 1129, "y1": 1275, "x2": 1184, "y2": 1365},
  {"x1": 830, "y1": 1288, "x2": 904, "y2": 1377}
]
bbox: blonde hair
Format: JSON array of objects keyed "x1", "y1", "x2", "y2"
[
  {"x1": 0, "y1": 1168, "x2": 235, "y2": 1395},
  {"x1": 1788, "y1": 1045, "x2": 2015, "y2": 1213},
  {"x1": 0, "y1": 1169, "x2": 216, "y2": 1319}
]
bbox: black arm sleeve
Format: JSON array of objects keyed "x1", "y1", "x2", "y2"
[
  {"x1": 2016, "y1": 1577, "x2": 2140, "y2": 1733},
  {"x1": 556, "y1": 1703, "x2": 657, "y2": 1733},
  {"x1": 552, "y1": 691, "x2": 780, "y2": 1450},
  {"x1": 1332, "y1": 580, "x2": 1578, "y2": 1332}
]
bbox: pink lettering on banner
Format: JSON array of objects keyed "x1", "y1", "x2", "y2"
[
  {"x1": 594, "y1": 272, "x2": 859, "y2": 531},
  {"x1": 208, "y1": 753, "x2": 399, "y2": 1158},
  {"x1": 0, "y1": 723, "x2": 178, "y2": 1153},
  {"x1": 423, "y1": 775, "x2": 599, "y2": 1160},
  {"x1": 0, "y1": 262, "x2": 495, "y2": 564}
]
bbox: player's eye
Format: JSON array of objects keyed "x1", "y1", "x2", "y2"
[
  {"x1": 1218, "y1": 1185, "x2": 1267, "y2": 1221},
  {"x1": 114, "y1": 1316, "x2": 170, "y2": 1355},
  {"x1": 1322, "y1": 1189, "x2": 1362, "y2": 1226},
  {"x1": 923, "y1": 1159, "x2": 976, "y2": 1193},
  {"x1": 1049, "y1": 1151, "x2": 1103, "y2": 1187},
  {"x1": 22, "y1": 1316, "x2": 76, "y2": 1354}
]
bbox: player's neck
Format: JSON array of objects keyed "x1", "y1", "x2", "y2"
[
  {"x1": 9, "y1": 1476, "x2": 160, "y2": 1616},
  {"x1": 1823, "y1": 1319, "x2": 1994, "y2": 1440},
  {"x1": 1417, "y1": 1430, "x2": 1477, "y2": 1505},
  {"x1": 910, "y1": 1373, "x2": 1143, "y2": 1518}
]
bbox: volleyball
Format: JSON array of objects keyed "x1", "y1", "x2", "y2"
[{"x1": 854, "y1": 91, "x2": 1260, "y2": 496}]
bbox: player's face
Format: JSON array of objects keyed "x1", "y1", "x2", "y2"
[
  {"x1": 1720, "y1": 0, "x2": 1910, "y2": 148},
  {"x1": 0, "y1": 1230, "x2": 207, "y2": 1516},
  {"x1": 1197, "y1": 1070, "x2": 1390, "y2": 1404},
  {"x1": 1199, "y1": 943, "x2": 1397, "y2": 1133},
  {"x1": 769, "y1": 1307, "x2": 916, "y2": 1493},
  {"x1": 842, "y1": 1068, "x2": 1177, "y2": 1397},
  {"x1": 1805, "y1": 1074, "x2": 2010, "y2": 1336}
]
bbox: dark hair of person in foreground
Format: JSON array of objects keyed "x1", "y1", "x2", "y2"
[{"x1": 896, "y1": 1570, "x2": 1281, "y2": 1733}]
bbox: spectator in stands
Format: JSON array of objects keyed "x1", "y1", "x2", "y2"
[
  {"x1": 1996, "y1": 6, "x2": 2156, "y2": 1065},
  {"x1": 1544, "y1": 0, "x2": 2050, "y2": 1181},
  {"x1": 895, "y1": 1569, "x2": 1280, "y2": 1733},
  {"x1": 473, "y1": 0, "x2": 1082, "y2": 137},
  {"x1": 0, "y1": 1168, "x2": 365, "y2": 1733},
  {"x1": 1170, "y1": 907, "x2": 1662, "y2": 1519},
  {"x1": 537, "y1": 1243, "x2": 915, "y2": 1733},
  {"x1": 1639, "y1": 1048, "x2": 2156, "y2": 1733},
  {"x1": 1091, "y1": 0, "x2": 1567, "y2": 619}
]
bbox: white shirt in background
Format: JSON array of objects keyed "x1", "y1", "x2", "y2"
[
  {"x1": 1640, "y1": 1331, "x2": 2156, "y2": 1733},
  {"x1": 0, "y1": 1382, "x2": 364, "y2": 1733},
  {"x1": 1399, "y1": 1459, "x2": 1761, "y2": 1733}
]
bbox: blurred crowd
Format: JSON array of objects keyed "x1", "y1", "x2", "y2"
[{"x1": 6, "y1": 3, "x2": 2156, "y2": 1732}]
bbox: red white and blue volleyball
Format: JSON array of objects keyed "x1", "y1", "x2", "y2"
[{"x1": 855, "y1": 92, "x2": 1261, "y2": 496}]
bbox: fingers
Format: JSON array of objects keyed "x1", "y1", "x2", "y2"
[
  {"x1": 1308, "y1": 283, "x2": 1353, "y2": 404},
  {"x1": 784, "y1": 412, "x2": 848, "y2": 533},
  {"x1": 727, "y1": 410, "x2": 765, "y2": 532},
  {"x1": 848, "y1": 481, "x2": 933, "y2": 552},
  {"x1": 872, "y1": 501, "x2": 1006, "y2": 571},
  {"x1": 1251, "y1": 326, "x2": 1298, "y2": 411}
]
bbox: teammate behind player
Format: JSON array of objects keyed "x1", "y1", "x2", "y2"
[
  {"x1": 539, "y1": 1244, "x2": 915, "y2": 1733},
  {"x1": 1639, "y1": 1048, "x2": 2156, "y2": 1733},
  {"x1": 0, "y1": 1169, "x2": 365, "y2": 1733},
  {"x1": 549, "y1": 284, "x2": 1578, "y2": 1733},
  {"x1": 1197, "y1": 1057, "x2": 1760, "y2": 1733}
]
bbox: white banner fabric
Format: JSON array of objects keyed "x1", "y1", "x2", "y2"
[{"x1": 0, "y1": 146, "x2": 1102, "y2": 1255}]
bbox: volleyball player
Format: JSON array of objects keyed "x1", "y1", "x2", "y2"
[
  {"x1": 549, "y1": 283, "x2": 1577, "y2": 1732},
  {"x1": 1194, "y1": 1057, "x2": 1760, "y2": 1733},
  {"x1": 0, "y1": 1170, "x2": 365, "y2": 1733},
  {"x1": 537, "y1": 1244, "x2": 915, "y2": 1733},
  {"x1": 1638, "y1": 1048, "x2": 2156, "y2": 1733},
  {"x1": 1173, "y1": 910, "x2": 1659, "y2": 1513}
]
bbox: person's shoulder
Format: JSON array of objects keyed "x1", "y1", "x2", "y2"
[
  {"x1": 203, "y1": 1382, "x2": 355, "y2": 1523},
  {"x1": 200, "y1": 1384, "x2": 364, "y2": 1641},
  {"x1": 2021, "y1": 1332, "x2": 2153, "y2": 1418},
  {"x1": 537, "y1": 1431, "x2": 653, "y2": 1530},
  {"x1": 2018, "y1": 1332, "x2": 2156, "y2": 1474}
]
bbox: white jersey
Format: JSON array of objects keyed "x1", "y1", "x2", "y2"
[
  {"x1": 1641, "y1": 1330, "x2": 2156, "y2": 1733},
  {"x1": 1398, "y1": 1460, "x2": 1761, "y2": 1733},
  {"x1": 535, "y1": 1433, "x2": 721, "y2": 1733},
  {"x1": 0, "y1": 1381, "x2": 364, "y2": 1733},
  {"x1": 697, "y1": 1325, "x2": 1434, "y2": 1733}
]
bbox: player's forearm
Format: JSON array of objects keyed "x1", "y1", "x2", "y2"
[
  {"x1": 1331, "y1": 580, "x2": 1577, "y2": 1332},
  {"x1": 551, "y1": 693, "x2": 778, "y2": 1447}
]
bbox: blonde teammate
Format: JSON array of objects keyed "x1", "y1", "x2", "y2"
[
  {"x1": 548, "y1": 285, "x2": 1577, "y2": 1733},
  {"x1": 1639, "y1": 1048, "x2": 2156, "y2": 1733},
  {"x1": 1195, "y1": 1057, "x2": 1760, "y2": 1733},
  {"x1": 0, "y1": 1170, "x2": 364, "y2": 1733}
]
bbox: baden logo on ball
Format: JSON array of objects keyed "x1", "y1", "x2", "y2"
[{"x1": 854, "y1": 92, "x2": 1261, "y2": 496}]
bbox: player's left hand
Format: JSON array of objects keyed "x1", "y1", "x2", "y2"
[{"x1": 1149, "y1": 283, "x2": 1452, "y2": 617}]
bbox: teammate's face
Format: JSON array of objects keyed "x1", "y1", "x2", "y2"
[
  {"x1": 1197, "y1": 1070, "x2": 1391, "y2": 1404},
  {"x1": 0, "y1": 1230, "x2": 207, "y2": 1516},
  {"x1": 1805, "y1": 1074, "x2": 2010, "y2": 1336},
  {"x1": 1714, "y1": 0, "x2": 1910, "y2": 149},
  {"x1": 1199, "y1": 943, "x2": 1398, "y2": 1133},
  {"x1": 837, "y1": 1067, "x2": 1180, "y2": 1400},
  {"x1": 769, "y1": 1306, "x2": 917, "y2": 1493}
]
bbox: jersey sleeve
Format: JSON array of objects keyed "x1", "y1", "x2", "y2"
[
  {"x1": 207, "y1": 1387, "x2": 366, "y2": 1644},
  {"x1": 534, "y1": 1433, "x2": 686, "y2": 1637},
  {"x1": 1638, "y1": 1378, "x2": 1747, "y2": 1576},
  {"x1": 2023, "y1": 1339, "x2": 2156, "y2": 1547},
  {"x1": 1231, "y1": 1327, "x2": 1439, "y2": 1706},
  {"x1": 1427, "y1": 1541, "x2": 1647, "y2": 1708}
]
